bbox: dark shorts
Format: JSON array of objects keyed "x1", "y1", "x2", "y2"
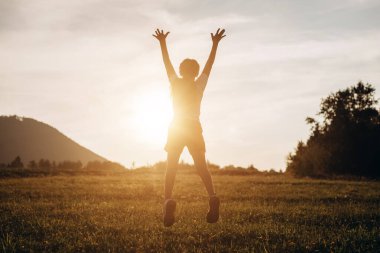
[{"x1": 164, "y1": 119, "x2": 206, "y2": 154}]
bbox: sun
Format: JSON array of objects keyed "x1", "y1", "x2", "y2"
[{"x1": 130, "y1": 90, "x2": 172, "y2": 145}]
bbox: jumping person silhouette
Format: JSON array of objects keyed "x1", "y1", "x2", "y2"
[{"x1": 153, "y1": 28, "x2": 226, "y2": 227}]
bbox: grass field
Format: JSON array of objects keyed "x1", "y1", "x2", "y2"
[{"x1": 0, "y1": 170, "x2": 379, "y2": 252}]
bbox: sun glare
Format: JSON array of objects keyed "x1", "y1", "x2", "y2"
[{"x1": 131, "y1": 90, "x2": 172, "y2": 145}]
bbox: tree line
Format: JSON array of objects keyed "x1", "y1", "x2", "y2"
[
  {"x1": 1, "y1": 156, "x2": 283, "y2": 177},
  {"x1": 287, "y1": 82, "x2": 380, "y2": 178},
  {"x1": 1, "y1": 156, "x2": 126, "y2": 172}
]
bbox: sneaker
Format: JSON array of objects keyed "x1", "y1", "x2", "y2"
[
  {"x1": 163, "y1": 199, "x2": 176, "y2": 227},
  {"x1": 206, "y1": 196, "x2": 220, "y2": 223}
]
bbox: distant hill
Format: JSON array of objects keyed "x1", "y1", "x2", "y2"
[{"x1": 0, "y1": 115, "x2": 107, "y2": 165}]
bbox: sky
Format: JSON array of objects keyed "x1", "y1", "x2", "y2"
[{"x1": 1, "y1": 0, "x2": 380, "y2": 170}]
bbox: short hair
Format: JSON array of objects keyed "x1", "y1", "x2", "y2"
[{"x1": 179, "y1": 58, "x2": 200, "y2": 78}]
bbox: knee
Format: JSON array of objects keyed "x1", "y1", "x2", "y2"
[
  {"x1": 166, "y1": 151, "x2": 180, "y2": 174},
  {"x1": 192, "y1": 152, "x2": 208, "y2": 172},
  {"x1": 195, "y1": 161, "x2": 208, "y2": 174},
  {"x1": 166, "y1": 164, "x2": 178, "y2": 174}
]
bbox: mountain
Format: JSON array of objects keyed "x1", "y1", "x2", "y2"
[{"x1": 0, "y1": 115, "x2": 107, "y2": 165}]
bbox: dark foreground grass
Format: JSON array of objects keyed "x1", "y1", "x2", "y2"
[{"x1": 0, "y1": 172, "x2": 379, "y2": 252}]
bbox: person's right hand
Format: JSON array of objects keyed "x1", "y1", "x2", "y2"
[
  {"x1": 211, "y1": 28, "x2": 226, "y2": 44},
  {"x1": 152, "y1": 29, "x2": 170, "y2": 42}
]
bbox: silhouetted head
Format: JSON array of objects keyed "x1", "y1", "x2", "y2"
[{"x1": 179, "y1": 58, "x2": 199, "y2": 80}]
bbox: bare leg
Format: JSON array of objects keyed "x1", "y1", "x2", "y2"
[
  {"x1": 191, "y1": 151, "x2": 216, "y2": 196},
  {"x1": 165, "y1": 151, "x2": 181, "y2": 200}
]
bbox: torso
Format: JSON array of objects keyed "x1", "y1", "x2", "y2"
[{"x1": 169, "y1": 73, "x2": 209, "y2": 122}]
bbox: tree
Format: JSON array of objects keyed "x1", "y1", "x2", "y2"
[
  {"x1": 8, "y1": 156, "x2": 24, "y2": 168},
  {"x1": 28, "y1": 160, "x2": 38, "y2": 169},
  {"x1": 287, "y1": 82, "x2": 380, "y2": 178},
  {"x1": 38, "y1": 159, "x2": 51, "y2": 170},
  {"x1": 57, "y1": 160, "x2": 82, "y2": 170}
]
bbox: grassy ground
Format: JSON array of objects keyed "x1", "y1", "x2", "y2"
[{"x1": 0, "y1": 171, "x2": 379, "y2": 252}]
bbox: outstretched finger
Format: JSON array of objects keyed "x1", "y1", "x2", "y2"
[
  {"x1": 216, "y1": 28, "x2": 220, "y2": 34},
  {"x1": 219, "y1": 29, "x2": 225, "y2": 36},
  {"x1": 156, "y1": 28, "x2": 160, "y2": 34},
  {"x1": 152, "y1": 34, "x2": 158, "y2": 38},
  {"x1": 165, "y1": 31, "x2": 170, "y2": 37}
]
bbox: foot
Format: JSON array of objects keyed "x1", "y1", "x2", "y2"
[
  {"x1": 163, "y1": 199, "x2": 176, "y2": 227},
  {"x1": 206, "y1": 196, "x2": 220, "y2": 223}
]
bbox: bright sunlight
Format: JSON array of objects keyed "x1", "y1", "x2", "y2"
[{"x1": 130, "y1": 90, "x2": 172, "y2": 145}]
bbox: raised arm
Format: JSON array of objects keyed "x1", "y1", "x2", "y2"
[
  {"x1": 201, "y1": 28, "x2": 226, "y2": 77},
  {"x1": 152, "y1": 29, "x2": 177, "y2": 79}
]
